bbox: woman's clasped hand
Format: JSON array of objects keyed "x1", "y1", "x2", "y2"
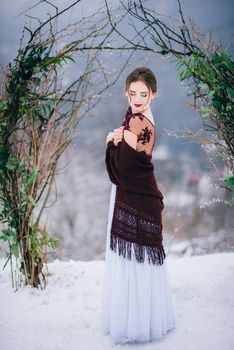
[{"x1": 106, "y1": 126, "x2": 124, "y2": 146}]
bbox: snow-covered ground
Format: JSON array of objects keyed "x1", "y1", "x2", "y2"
[{"x1": 0, "y1": 252, "x2": 233, "y2": 350}]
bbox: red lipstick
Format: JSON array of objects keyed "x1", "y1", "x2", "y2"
[{"x1": 134, "y1": 104, "x2": 143, "y2": 107}]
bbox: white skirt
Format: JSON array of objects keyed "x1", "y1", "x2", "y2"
[{"x1": 100, "y1": 184, "x2": 176, "y2": 344}]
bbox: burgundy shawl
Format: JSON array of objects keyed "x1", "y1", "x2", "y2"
[{"x1": 105, "y1": 132, "x2": 166, "y2": 266}]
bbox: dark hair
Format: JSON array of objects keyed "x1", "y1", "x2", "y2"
[{"x1": 125, "y1": 67, "x2": 157, "y2": 94}]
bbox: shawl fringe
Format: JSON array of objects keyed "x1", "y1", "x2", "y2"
[{"x1": 110, "y1": 233, "x2": 166, "y2": 266}]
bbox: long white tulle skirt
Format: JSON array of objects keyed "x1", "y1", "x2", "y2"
[{"x1": 100, "y1": 184, "x2": 176, "y2": 344}]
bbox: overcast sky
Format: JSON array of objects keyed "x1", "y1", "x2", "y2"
[{"x1": 0, "y1": 0, "x2": 233, "y2": 63}]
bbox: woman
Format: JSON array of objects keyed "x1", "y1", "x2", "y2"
[{"x1": 101, "y1": 67, "x2": 176, "y2": 344}]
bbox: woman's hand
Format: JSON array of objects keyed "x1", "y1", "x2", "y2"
[
  {"x1": 113, "y1": 126, "x2": 124, "y2": 146},
  {"x1": 106, "y1": 126, "x2": 124, "y2": 146}
]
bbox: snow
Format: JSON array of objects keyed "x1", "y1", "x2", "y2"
[{"x1": 0, "y1": 252, "x2": 233, "y2": 350}]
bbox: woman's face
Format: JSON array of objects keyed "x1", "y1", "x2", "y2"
[{"x1": 125, "y1": 80, "x2": 156, "y2": 114}]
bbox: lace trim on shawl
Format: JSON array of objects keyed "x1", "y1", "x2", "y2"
[
  {"x1": 122, "y1": 106, "x2": 155, "y2": 158},
  {"x1": 110, "y1": 200, "x2": 166, "y2": 265}
]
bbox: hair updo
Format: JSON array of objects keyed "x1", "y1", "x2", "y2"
[{"x1": 125, "y1": 67, "x2": 157, "y2": 94}]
